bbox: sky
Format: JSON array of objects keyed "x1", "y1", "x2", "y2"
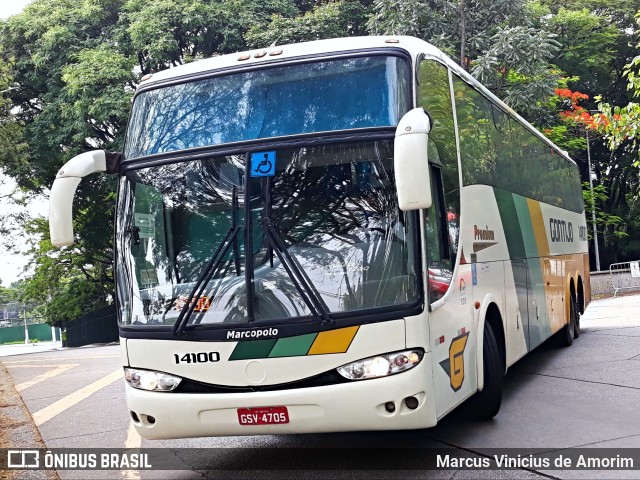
[
  {"x1": 0, "y1": 1, "x2": 32, "y2": 20},
  {"x1": 1, "y1": 0, "x2": 41, "y2": 287}
]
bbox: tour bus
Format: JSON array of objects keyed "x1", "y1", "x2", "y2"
[{"x1": 49, "y1": 36, "x2": 590, "y2": 439}]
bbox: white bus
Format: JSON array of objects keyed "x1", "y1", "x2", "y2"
[{"x1": 49, "y1": 36, "x2": 590, "y2": 439}]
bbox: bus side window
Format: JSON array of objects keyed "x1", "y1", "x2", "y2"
[
  {"x1": 425, "y1": 163, "x2": 453, "y2": 303},
  {"x1": 418, "y1": 59, "x2": 459, "y2": 302}
]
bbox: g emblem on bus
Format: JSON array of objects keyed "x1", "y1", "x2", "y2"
[{"x1": 439, "y1": 331, "x2": 469, "y2": 392}]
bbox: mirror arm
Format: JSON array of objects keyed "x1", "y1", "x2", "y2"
[
  {"x1": 49, "y1": 150, "x2": 108, "y2": 247},
  {"x1": 105, "y1": 151, "x2": 122, "y2": 174}
]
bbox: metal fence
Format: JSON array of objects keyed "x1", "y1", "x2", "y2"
[
  {"x1": 63, "y1": 305, "x2": 118, "y2": 347},
  {"x1": 610, "y1": 260, "x2": 640, "y2": 296},
  {"x1": 0, "y1": 302, "x2": 42, "y2": 328}
]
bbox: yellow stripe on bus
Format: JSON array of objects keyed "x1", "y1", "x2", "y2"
[
  {"x1": 307, "y1": 326, "x2": 359, "y2": 355},
  {"x1": 527, "y1": 198, "x2": 550, "y2": 257}
]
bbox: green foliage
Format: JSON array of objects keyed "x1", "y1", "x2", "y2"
[
  {"x1": 0, "y1": 285, "x2": 17, "y2": 304},
  {"x1": 246, "y1": 0, "x2": 368, "y2": 46},
  {"x1": 545, "y1": 8, "x2": 618, "y2": 95},
  {"x1": 38, "y1": 278, "x2": 106, "y2": 326},
  {"x1": 123, "y1": 0, "x2": 297, "y2": 71},
  {"x1": 368, "y1": 0, "x2": 530, "y2": 67},
  {"x1": 596, "y1": 100, "x2": 640, "y2": 161},
  {"x1": 0, "y1": 59, "x2": 28, "y2": 180},
  {"x1": 1, "y1": 0, "x2": 127, "y2": 189},
  {"x1": 61, "y1": 45, "x2": 136, "y2": 151},
  {"x1": 471, "y1": 26, "x2": 561, "y2": 114},
  {"x1": 583, "y1": 182, "x2": 628, "y2": 243},
  {"x1": 21, "y1": 210, "x2": 115, "y2": 326},
  {"x1": 542, "y1": 125, "x2": 587, "y2": 154},
  {"x1": 594, "y1": 12, "x2": 640, "y2": 166},
  {"x1": 367, "y1": 0, "x2": 561, "y2": 118},
  {"x1": 366, "y1": 0, "x2": 434, "y2": 38}
]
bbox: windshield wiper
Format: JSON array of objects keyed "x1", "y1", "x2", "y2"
[
  {"x1": 260, "y1": 217, "x2": 333, "y2": 324},
  {"x1": 231, "y1": 185, "x2": 242, "y2": 276},
  {"x1": 172, "y1": 226, "x2": 241, "y2": 336}
]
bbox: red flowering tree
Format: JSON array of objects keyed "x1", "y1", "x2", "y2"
[
  {"x1": 540, "y1": 86, "x2": 594, "y2": 155},
  {"x1": 555, "y1": 88, "x2": 595, "y2": 128}
]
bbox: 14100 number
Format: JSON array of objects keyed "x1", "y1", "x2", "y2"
[{"x1": 174, "y1": 352, "x2": 220, "y2": 364}]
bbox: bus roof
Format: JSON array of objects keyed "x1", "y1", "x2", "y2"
[
  {"x1": 139, "y1": 36, "x2": 444, "y2": 87},
  {"x1": 137, "y1": 35, "x2": 575, "y2": 166}
]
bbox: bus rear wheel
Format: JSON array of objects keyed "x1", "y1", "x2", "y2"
[
  {"x1": 462, "y1": 323, "x2": 503, "y2": 420},
  {"x1": 560, "y1": 295, "x2": 577, "y2": 347},
  {"x1": 574, "y1": 294, "x2": 581, "y2": 339}
]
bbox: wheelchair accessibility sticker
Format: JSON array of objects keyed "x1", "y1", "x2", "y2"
[{"x1": 251, "y1": 151, "x2": 276, "y2": 177}]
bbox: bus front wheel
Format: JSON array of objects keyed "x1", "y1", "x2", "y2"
[{"x1": 462, "y1": 323, "x2": 503, "y2": 420}]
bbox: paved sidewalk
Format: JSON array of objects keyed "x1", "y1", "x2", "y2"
[
  {"x1": 580, "y1": 294, "x2": 640, "y2": 328},
  {"x1": 0, "y1": 362, "x2": 59, "y2": 480},
  {"x1": 0, "y1": 341, "x2": 63, "y2": 357}
]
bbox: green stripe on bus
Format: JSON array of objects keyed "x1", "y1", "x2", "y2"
[
  {"x1": 268, "y1": 333, "x2": 318, "y2": 358},
  {"x1": 229, "y1": 339, "x2": 278, "y2": 360},
  {"x1": 494, "y1": 189, "x2": 526, "y2": 260},
  {"x1": 513, "y1": 195, "x2": 539, "y2": 258}
]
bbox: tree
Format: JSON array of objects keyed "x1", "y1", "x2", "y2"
[
  {"x1": 470, "y1": 25, "x2": 560, "y2": 116},
  {"x1": 368, "y1": 0, "x2": 530, "y2": 69},
  {"x1": 367, "y1": 0, "x2": 561, "y2": 117},
  {"x1": 0, "y1": 59, "x2": 28, "y2": 184},
  {"x1": 543, "y1": 7, "x2": 620, "y2": 98},
  {"x1": 246, "y1": 0, "x2": 369, "y2": 46},
  {"x1": 122, "y1": 0, "x2": 298, "y2": 72}
]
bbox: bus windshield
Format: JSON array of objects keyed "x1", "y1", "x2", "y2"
[
  {"x1": 116, "y1": 140, "x2": 420, "y2": 327},
  {"x1": 124, "y1": 56, "x2": 410, "y2": 159}
]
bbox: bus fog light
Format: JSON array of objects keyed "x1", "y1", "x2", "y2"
[
  {"x1": 337, "y1": 349, "x2": 424, "y2": 380},
  {"x1": 124, "y1": 368, "x2": 182, "y2": 392}
]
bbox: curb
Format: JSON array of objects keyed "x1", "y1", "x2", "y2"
[{"x1": 0, "y1": 361, "x2": 59, "y2": 479}]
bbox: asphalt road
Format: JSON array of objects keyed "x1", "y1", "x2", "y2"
[{"x1": 1, "y1": 294, "x2": 639, "y2": 479}]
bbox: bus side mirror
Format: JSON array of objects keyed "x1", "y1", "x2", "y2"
[
  {"x1": 49, "y1": 150, "x2": 107, "y2": 247},
  {"x1": 394, "y1": 108, "x2": 432, "y2": 211}
]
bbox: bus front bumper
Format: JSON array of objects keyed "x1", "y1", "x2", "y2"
[{"x1": 125, "y1": 353, "x2": 437, "y2": 439}]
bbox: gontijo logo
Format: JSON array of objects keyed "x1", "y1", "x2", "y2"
[{"x1": 549, "y1": 217, "x2": 574, "y2": 243}]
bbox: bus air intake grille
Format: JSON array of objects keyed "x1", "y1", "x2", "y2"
[{"x1": 173, "y1": 370, "x2": 350, "y2": 394}]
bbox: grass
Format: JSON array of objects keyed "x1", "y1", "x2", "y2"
[{"x1": 0, "y1": 339, "x2": 40, "y2": 345}]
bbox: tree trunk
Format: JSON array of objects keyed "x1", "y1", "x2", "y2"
[{"x1": 459, "y1": 0, "x2": 467, "y2": 70}]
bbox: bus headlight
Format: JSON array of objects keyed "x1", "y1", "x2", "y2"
[
  {"x1": 337, "y1": 349, "x2": 423, "y2": 380},
  {"x1": 124, "y1": 368, "x2": 182, "y2": 392}
]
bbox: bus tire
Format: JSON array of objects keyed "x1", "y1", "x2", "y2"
[
  {"x1": 463, "y1": 323, "x2": 503, "y2": 420},
  {"x1": 573, "y1": 293, "x2": 581, "y2": 339},
  {"x1": 560, "y1": 295, "x2": 576, "y2": 347}
]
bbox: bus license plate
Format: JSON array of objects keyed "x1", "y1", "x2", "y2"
[{"x1": 237, "y1": 406, "x2": 289, "y2": 425}]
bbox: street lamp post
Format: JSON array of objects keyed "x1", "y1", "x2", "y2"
[
  {"x1": 23, "y1": 307, "x2": 30, "y2": 345},
  {"x1": 585, "y1": 128, "x2": 601, "y2": 272}
]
